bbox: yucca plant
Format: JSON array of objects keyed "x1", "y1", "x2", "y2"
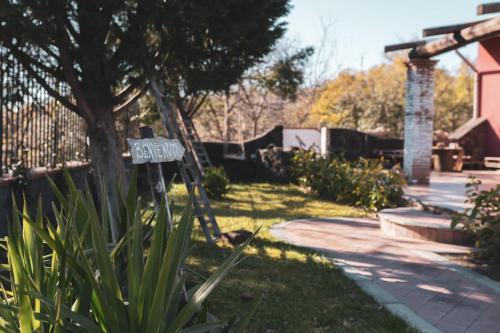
[{"x1": 0, "y1": 169, "x2": 258, "y2": 332}]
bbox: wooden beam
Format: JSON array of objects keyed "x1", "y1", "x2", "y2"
[
  {"x1": 384, "y1": 40, "x2": 426, "y2": 53},
  {"x1": 411, "y1": 17, "x2": 500, "y2": 58},
  {"x1": 477, "y1": 2, "x2": 500, "y2": 15},
  {"x1": 423, "y1": 20, "x2": 487, "y2": 37}
]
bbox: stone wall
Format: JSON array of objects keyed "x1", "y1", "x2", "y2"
[{"x1": 0, "y1": 163, "x2": 93, "y2": 236}]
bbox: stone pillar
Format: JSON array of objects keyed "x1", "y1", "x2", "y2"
[{"x1": 404, "y1": 58, "x2": 437, "y2": 184}]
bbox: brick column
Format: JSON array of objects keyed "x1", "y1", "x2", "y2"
[{"x1": 404, "y1": 58, "x2": 437, "y2": 184}]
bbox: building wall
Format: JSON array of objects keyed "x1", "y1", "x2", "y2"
[
  {"x1": 477, "y1": 37, "x2": 500, "y2": 157},
  {"x1": 282, "y1": 128, "x2": 321, "y2": 152}
]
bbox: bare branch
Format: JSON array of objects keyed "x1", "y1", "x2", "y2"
[
  {"x1": 188, "y1": 92, "x2": 209, "y2": 118},
  {"x1": 53, "y1": 8, "x2": 95, "y2": 122}
]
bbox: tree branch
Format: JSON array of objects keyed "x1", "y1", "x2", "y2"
[
  {"x1": 52, "y1": 7, "x2": 95, "y2": 122},
  {"x1": 188, "y1": 92, "x2": 209, "y2": 118},
  {"x1": 207, "y1": 104, "x2": 224, "y2": 140},
  {"x1": 15, "y1": 55, "x2": 80, "y2": 115},
  {"x1": 5, "y1": 43, "x2": 66, "y2": 82}
]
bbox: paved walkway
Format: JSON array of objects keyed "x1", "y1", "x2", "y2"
[
  {"x1": 405, "y1": 171, "x2": 500, "y2": 213},
  {"x1": 271, "y1": 218, "x2": 500, "y2": 333}
]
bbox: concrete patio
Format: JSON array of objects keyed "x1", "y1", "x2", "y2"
[{"x1": 404, "y1": 170, "x2": 500, "y2": 213}]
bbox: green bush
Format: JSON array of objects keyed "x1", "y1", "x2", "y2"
[
  {"x1": 203, "y1": 167, "x2": 230, "y2": 200},
  {"x1": 0, "y1": 169, "x2": 256, "y2": 332},
  {"x1": 291, "y1": 150, "x2": 406, "y2": 211},
  {"x1": 452, "y1": 177, "x2": 500, "y2": 263}
]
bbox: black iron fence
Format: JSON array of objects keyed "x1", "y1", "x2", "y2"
[{"x1": 0, "y1": 46, "x2": 88, "y2": 175}]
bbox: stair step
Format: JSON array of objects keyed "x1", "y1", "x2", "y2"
[{"x1": 378, "y1": 207, "x2": 469, "y2": 244}]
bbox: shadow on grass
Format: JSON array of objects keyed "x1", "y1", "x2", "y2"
[{"x1": 187, "y1": 235, "x2": 416, "y2": 333}]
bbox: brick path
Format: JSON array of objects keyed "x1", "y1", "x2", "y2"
[{"x1": 271, "y1": 218, "x2": 500, "y2": 333}]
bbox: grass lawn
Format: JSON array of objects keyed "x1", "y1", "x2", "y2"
[{"x1": 171, "y1": 182, "x2": 416, "y2": 333}]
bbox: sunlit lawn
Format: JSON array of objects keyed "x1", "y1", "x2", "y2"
[{"x1": 171, "y1": 183, "x2": 415, "y2": 333}]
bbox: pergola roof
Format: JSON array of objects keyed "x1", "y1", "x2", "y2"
[{"x1": 384, "y1": 2, "x2": 500, "y2": 59}]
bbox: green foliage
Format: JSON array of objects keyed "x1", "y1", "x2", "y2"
[
  {"x1": 452, "y1": 177, "x2": 500, "y2": 263},
  {"x1": 291, "y1": 150, "x2": 406, "y2": 211},
  {"x1": 203, "y1": 167, "x2": 230, "y2": 200},
  {"x1": 262, "y1": 46, "x2": 314, "y2": 101},
  {"x1": 0, "y1": 169, "x2": 255, "y2": 332}
]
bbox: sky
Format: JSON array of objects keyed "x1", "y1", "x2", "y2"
[{"x1": 285, "y1": 0, "x2": 498, "y2": 75}]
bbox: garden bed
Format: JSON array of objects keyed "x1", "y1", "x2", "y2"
[{"x1": 172, "y1": 182, "x2": 416, "y2": 332}]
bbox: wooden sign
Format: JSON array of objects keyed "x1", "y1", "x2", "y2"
[{"x1": 127, "y1": 138, "x2": 185, "y2": 164}]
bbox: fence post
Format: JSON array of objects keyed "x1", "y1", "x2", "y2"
[{"x1": 0, "y1": 49, "x2": 3, "y2": 175}]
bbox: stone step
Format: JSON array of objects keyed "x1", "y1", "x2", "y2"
[{"x1": 378, "y1": 207, "x2": 469, "y2": 244}]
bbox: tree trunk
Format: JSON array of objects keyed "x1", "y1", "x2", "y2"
[
  {"x1": 252, "y1": 119, "x2": 258, "y2": 138},
  {"x1": 86, "y1": 111, "x2": 127, "y2": 243}
]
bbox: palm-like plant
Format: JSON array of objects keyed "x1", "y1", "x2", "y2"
[{"x1": 0, "y1": 170, "x2": 257, "y2": 332}]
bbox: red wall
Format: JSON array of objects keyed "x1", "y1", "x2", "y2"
[{"x1": 477, "y1": 37, "x2": 500, "y2": 157}]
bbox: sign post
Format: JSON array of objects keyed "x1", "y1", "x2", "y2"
[
  {"x1": 128, "y1": 126, "x2": 185, "y2": 229},
  {"x1": 128, "y1": 126, "x2": 188, "y2": 302}
]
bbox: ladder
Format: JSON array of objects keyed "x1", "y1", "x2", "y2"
[
  {"x1": 177, "y1": 114, "x2": 212, "y2": 175},
  {"x1": 148, "y1": 78, "x2": 221, "y2": 244}
]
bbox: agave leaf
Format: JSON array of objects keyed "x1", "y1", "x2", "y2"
[
  {"x1": 21, "y1": 212, "x2": 82, "y2": 277},
  {"x1": 137, "y1": 196, "x2": 168, "y2": 325},
  {"x1": 126, "y1": 167, "x2": 139, "y2": 219},
  {"x1": 166, "y1": 231, "x2": 257, "y2": 333},
  {"x1": 6, "y1": 234, "x2": 34, "y2": 333},
  {"x1": 145, "y1": 202, "x2": 194, "y2": 333},
  {"x1": 46, "y1": 176, "x2": 69, "y2": 209},
  {"x1": 0, "y1": 319, "x2": 19, "y2": 333},
  {"x1": 127, "y1": 197, "x2": 144, "y2": 331},
  {"x1": 29, "y1": 291, "x2": 102, "y2": 333},
  {"x1": 164, "y1": 273, "x2": 188, "y2": 325},
  {"x1": 86, "y1": 200, "x2": 129, "y2": 331},
  {"x1": 71, "y1": 236, "x2": 120, "y2": 332}
]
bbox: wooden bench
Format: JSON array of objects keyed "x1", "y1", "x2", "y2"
[{"x1": 484, "y1": 157, "x2": 500, "y2": 169}]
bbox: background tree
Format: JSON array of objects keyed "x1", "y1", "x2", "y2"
[
  {"x1": 434, "y1": 63, "x2": 474, "y2": 132},
  {"x1": 193, "y1": 43, "x2": 313, "y2": 142},
  {"x1": 311, "y1": 57, "x2": 473, "y2": 137}
]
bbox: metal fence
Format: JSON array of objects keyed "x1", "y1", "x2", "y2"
[{"x1": 0, "y1": 46, "x2": 88, "y2": 175}]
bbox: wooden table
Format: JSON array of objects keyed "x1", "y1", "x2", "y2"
[{"x1": 432, "y1": 146, "x2": 464, "y2": 172}]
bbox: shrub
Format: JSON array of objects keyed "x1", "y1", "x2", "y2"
[
  {"x1": 203, "y1": 166, "x2": 230, "y2": 199},
  {"x1": 257, "y1": 146, "x2": 296, "y2": 183},
  {"x1": 291, "y1": 150, "x2": 406, "y2": 211},
  {"x1": 0, "y1": 169, "x2": 256, "y2": 332},
  {"x1": 452, "y1": 177, "x2": 500, "y2": 263}
]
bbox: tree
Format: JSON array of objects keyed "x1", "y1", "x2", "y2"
[
  {"x1": 193, "y1": 42, "x2": 313, "y2": 142},
  {"x1": 434, "y1": 63, "x2": 474, "y2": 132},
  {"x1": 0, "y1": 0, "x2": 290, "y2": 236},
  {"x1": 311, "y1": 57, "x2": 473, "y2": 137}
]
